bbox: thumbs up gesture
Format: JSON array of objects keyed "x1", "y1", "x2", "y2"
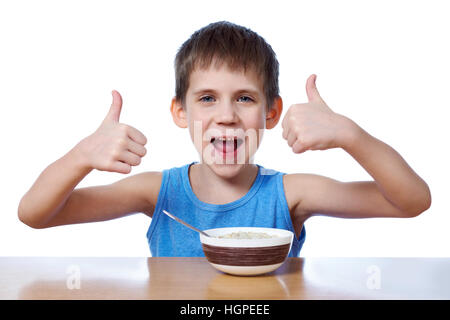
[
  {"x1": 76, "y1": 90, "x2": 147, "y2": 174},
  {"x1": 282, "y1": 74, "x2": 355, "y2": 154}
]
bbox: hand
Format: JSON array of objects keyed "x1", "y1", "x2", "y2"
[
  {"x1": 76, "y1": 90, "x2": 147, "y2": 173},
  {"x1": 282, "y1": 74, "x2": 355, "y2": 154}
]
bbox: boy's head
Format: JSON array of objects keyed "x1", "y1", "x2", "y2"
[
  {"x1": 170, "y1": 21, "x2": 283, "y2": 173},
  {"x1": 174, "y1": 21, "x2": 280, "y2": 111}
]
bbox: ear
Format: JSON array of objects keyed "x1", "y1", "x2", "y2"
[
  {"x1": 170, "y1": 97, "x2": 188, "y2": 128},
  {"x1": 265, "y1": 96, "x2": 283, "y2": 129}
]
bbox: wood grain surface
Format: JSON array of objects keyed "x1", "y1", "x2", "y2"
[{"x1": 1, "y1": 257, "x2": 449, "y2": 299}]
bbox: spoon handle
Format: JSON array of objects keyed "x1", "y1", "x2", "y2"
[{"x1": 162, "y1": 210, "x2": 211, "y2": 237}]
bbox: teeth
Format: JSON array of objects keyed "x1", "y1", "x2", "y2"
[
  {"x1": 220, "y1": 137, "x2": 235, "y2": 142},
  {"x1": 210, "y1": 136, "x2": 243, "y2": 144},
  {"x1": 215, "y1": 137, "x2": 236, "y2": 142}
]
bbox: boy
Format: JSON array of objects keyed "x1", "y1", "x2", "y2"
[{"x1": 18, "y1": 21, "x2": 431, "y2": 257}]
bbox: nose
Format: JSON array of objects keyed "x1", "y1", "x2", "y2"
[{"x1": 215, "y1": 101, "x2": 239, "y2": 125}]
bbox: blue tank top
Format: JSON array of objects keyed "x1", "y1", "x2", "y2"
[{"x1": 146, "y1": 162, "x2": 306, "y2": 257}]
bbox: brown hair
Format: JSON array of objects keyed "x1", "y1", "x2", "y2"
[{"x1": 174, "y1": 21, "x2": 280, "y2": 110}]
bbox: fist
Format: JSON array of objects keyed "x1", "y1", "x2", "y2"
[
  {"x1": 282, "y1": 74, "x2": 350, "y2": 154},
  {"x1": 77, "y1": 90, "x2": 147, "y2": 174}
]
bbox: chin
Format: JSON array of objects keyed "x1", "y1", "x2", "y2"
[
  {"x1": 197, "y1": 138, "x2": 258, "y2": 178},
  {"x1": 202, "y1": 158, "x2": 253, "y2": 179}
]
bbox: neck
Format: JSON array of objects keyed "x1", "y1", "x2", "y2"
[{"x1": 189, "y1": 163, "x2": 259, "y2": 204}]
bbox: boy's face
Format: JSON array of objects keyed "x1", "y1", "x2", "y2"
[{"x1": 171, "y1": 62, "x2": 282, "y2": 178}]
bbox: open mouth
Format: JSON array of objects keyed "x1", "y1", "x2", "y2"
[{"x1": 210, "y1": 136, "x2": 244, "y2": 155}]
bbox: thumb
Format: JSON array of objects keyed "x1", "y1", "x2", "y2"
[
  {"x1": 305, "y1": 74, "x2": 324, "y2": 103},
  {"x1": 104, "y1": 90, "x2": 123, "y2": 123}
]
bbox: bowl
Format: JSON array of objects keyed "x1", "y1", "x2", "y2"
[{"x1": 200, "y1": 227, "x2": 294, "y2": 276}]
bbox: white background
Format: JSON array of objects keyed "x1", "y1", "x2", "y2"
[{"x1": 1, "y1": 0, "x2": 448, "y2": 257}]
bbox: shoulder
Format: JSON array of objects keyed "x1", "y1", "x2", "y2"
[
  {"x1": 283, "y1": 172, "x2": 322, "y2": 187},
  {"x1": 282, "y1": 173, "x2": 306, "y2": 210},
  {"x1": 111, "y1": 171, "x2": 163, "y2": 217},
  {"x1": 282, "y1": 172, "x2": 329, "y2": 220},
  {"x1": 113, "y1": 171, "x2": 163, "y2": 188},
  {"x1": 135, "y1": 172, "x2": 163, "y2": 215},
  {"x1": 131, "y1": 171, "x2": 163, "y2": 189}
]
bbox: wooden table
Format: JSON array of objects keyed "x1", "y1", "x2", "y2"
[{"x1": 1, "y1": 257, "x2": 449, "y2": 300}]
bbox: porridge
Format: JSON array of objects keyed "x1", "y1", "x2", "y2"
[{"x1": 218, "y1": 231, "x2": 278, "y2": 239}]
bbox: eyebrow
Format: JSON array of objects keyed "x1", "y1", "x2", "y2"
[{"x1": 192, "y1": 88, "x2": 261, "y2": 96}]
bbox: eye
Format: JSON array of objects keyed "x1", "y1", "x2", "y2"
[
  {"x1": 238, "y1": 96, "x2": 254, "y2": 103},
  {"x1": 199, "y1": 95, "x2": 215, "y2": 103}
]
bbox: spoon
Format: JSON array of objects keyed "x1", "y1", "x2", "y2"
[{"x1": 162, "y1": 210, "x2": 213, "y2": 238}]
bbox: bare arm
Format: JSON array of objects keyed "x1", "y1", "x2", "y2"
[
  {"x1": 18, "y1": 90, "x2": 153, "y2": 228},
  {"x1": 18, "y1": 145, "x2": 161, "y2": 228},
  {"x1": 18, "y1": 146, "x2": 92, "y2": 228},
  {"x1": 285, "y1": 170, "x2": 429, "y2": 222},
  {"x1": 338, "y1": 127, "x2": 431, "y2": 216},
  {"x1": 33, "y1": 170, "x2": 161, "y2": 228},
  {"x1": 282, "y1": 75, "x2": 431, "y2": 221}
]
